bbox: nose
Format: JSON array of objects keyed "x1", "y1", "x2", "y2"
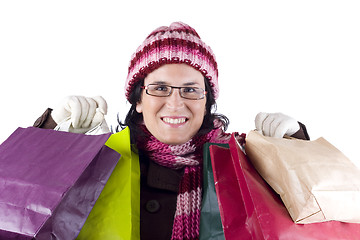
[{"x1": 166, "y1": 88, "x2": 185, "y2": 108}]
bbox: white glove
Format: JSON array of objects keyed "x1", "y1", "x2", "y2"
[
  {"x1": 51, "y1": 96, "x2": 108, "y2": 134},
  {"x1": 255, "y1": 112, "x2": 300, "y2": 138}
]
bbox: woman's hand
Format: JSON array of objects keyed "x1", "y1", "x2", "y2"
[
  {"x1": 255, "y1": 112, "x2": 300, "y2": 138},
  {"x1": 51, "y1": 96, "x2": 108, "y2": 133}
]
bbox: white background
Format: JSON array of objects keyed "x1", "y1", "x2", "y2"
[{"x1": 1, "y1": 1, "x2": 359, "y2": 165}]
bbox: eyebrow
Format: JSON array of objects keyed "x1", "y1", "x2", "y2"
[{"x1": 151, "y1": 81, "x2": 200, "y2": 86}]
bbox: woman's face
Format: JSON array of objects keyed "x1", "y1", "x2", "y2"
[{"x1": 136, "y1": 64, "x2": 207, "y2": 145}]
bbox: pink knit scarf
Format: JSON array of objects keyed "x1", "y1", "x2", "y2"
[{"x1": 137, "y1": 125, "x2": 239, "y2": 240}]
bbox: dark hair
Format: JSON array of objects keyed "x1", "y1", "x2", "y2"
[{"x1": 116, "y1": 77, "x2": 229, "y2": 143}]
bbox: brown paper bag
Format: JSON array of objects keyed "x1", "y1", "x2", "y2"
[{"x1": 245, "y1": 130, "x2": 360, "y2": 224}]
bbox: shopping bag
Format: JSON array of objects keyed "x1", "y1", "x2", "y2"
[
  {"x1": 0, "y1": 127, "x2": 120, "y2": 240},
  {"x1": 208, "y1": 143, "x2": 252, "y2": 240},
  {"x1": 77, "y1": 126, "x2": 140, "y2": 240},
  {"x1": 245, "y1": 130, "x2": 360, "y2": 224},
  {"x1": 213, "y1": 133, "x2": 360, "y2": 240},
  {"x1": 199, "y1": 143, "x2": 227, "y2": 240}
]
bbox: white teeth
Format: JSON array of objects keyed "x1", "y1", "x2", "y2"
[{"x1": 163, "y1": 117, "x2": 186, "y2": 124}]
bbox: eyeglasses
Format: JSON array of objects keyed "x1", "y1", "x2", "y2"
[{"x1": 141, "y1": 84, "x2": 207, "y2": 100}]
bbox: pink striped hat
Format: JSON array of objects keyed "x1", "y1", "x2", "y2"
[{"x1": 125, "y1": 22, "x2": 219, "y2": 102}]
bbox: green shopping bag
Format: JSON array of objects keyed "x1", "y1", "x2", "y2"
[
  {"x1": 77, "y1": 127, "x2": 140, "y2": 240},
  {"x1": 199, "y1": 143, "x2": 227, "y2": 240}
]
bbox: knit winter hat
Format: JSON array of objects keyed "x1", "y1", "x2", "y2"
[{"x1": 125, "y1": 22, "x2": 219, "y2": 102}]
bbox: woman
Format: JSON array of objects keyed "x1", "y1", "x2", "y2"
[{"x1": 34, "y1": 22, "x2": 309, "y2": 240}]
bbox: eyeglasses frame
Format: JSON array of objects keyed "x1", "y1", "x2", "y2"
[{"x1": 141, "y1": 84, "x2": 207, "y2": 100}]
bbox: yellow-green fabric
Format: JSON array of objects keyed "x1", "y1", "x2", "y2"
[{"x1": 77, "y1": 127, "x2": 140, "y2": 240}]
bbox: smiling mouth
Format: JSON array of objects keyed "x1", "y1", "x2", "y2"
[{"x1": 162, "y1": 117, "x2": 188, "y2": 125}]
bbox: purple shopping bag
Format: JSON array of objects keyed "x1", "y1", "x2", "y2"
[{"x1": 0, "y1": 127, "x2": 120, "y2": 240}]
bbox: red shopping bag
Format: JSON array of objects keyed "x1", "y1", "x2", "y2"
[
  {"x1": 208, "y1": 144, "x2": 251, "y2": 240},
  {"x1": 210, "y1": 133, "x2": 360, "y2": 240}
]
